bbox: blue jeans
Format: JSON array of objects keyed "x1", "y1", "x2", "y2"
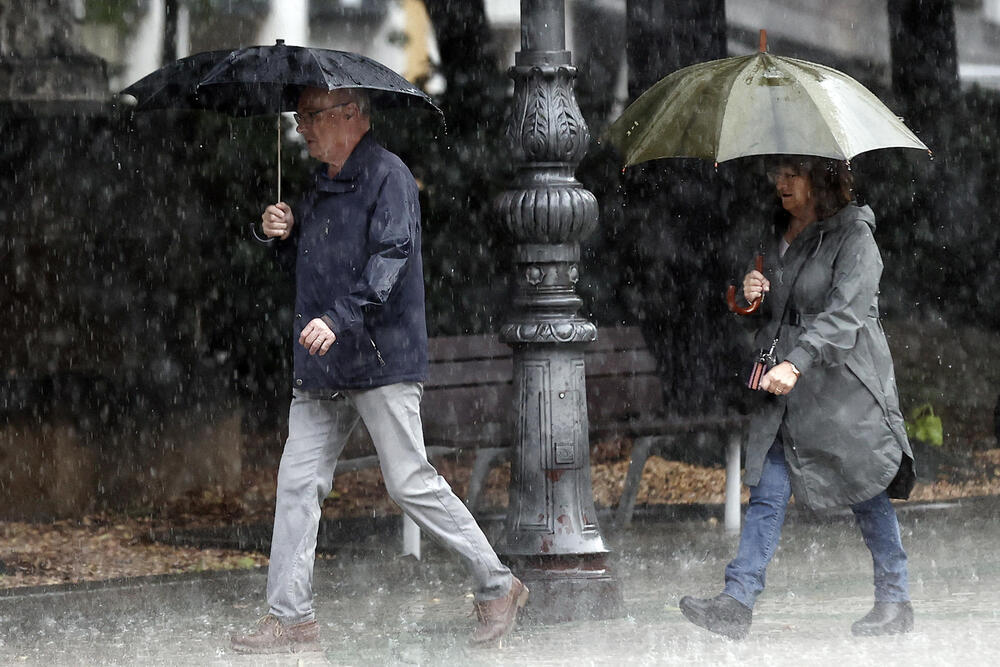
[{"x1": 723, "y1": 440, "x2": 910, "y2": 609}]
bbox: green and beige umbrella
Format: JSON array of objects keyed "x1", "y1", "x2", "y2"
[
  {"x1": 606, "y1": 31, "x2": 929, "y2": 167},
  {"x1": 606, "y1": 31, "x2": 930, "y2": 314}
]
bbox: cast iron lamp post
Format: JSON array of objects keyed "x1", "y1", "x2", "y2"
[{"x1": 494, "y1": 0, "x2": 623, "y2": 622}]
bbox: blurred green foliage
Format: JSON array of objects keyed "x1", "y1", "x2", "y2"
[
  {"x1": 83, "y1": 0, "x2": 139, "y2": 30},
  {"x1": 906, "y1": 403, "x2": 944, "y2": 447}
]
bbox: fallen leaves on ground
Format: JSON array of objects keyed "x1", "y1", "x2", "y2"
[
  {"x1": 2, "y1": 443, "x2": 997, "y2": 590},
  {"x1": 0, "y1": 517, "x2": 268, "y2": 589}
]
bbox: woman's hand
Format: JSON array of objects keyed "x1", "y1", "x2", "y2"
[
  {"x1": 743, "y1": 269, "x2": 770, "y2": 304},
  {"x1": 759, "y1": 361, "x2": 798, "y2": 396}
]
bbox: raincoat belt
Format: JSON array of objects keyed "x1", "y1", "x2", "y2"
[{"x1": 781, "y1": 310, "x2": 878, "y2": 328}]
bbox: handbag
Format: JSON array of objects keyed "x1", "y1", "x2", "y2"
[{"x1": 747, "y1": 337, "x2": 777, "y2": 390}]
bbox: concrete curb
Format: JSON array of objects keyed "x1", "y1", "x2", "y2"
[
  {"x1": 3, "y1": 496, "x2": 996, "y2": 603},
  {"x1": 152, "y1": 495, "x2": 1000, "y2": 551}
]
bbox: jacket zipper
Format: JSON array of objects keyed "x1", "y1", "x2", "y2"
[{"x1": 370, "y1": 337, "x2": 386, "y2": 367}]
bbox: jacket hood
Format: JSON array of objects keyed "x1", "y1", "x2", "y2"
[
  {"x1": 794, "y1": 203, "x2": 875, "y2": 249},
  {"x1": 819, "y1": 202, "x2": 876, "y2": 233}
]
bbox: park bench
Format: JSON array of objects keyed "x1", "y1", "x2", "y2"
[{"x1": 338, "y1": 326, "x2": 746, "y2": 556}]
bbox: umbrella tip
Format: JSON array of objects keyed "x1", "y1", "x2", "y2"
[{"x1": 759, "y1": 29, "x2": 767, "y2": 53}]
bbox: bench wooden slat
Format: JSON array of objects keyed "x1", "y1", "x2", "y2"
[
  {"x1": 422, "y1": 421, "x2": 508, "y2": 447},
  {"x1": 427, "y1": 334, "x2": 507, "y2": 361},
  {"x1": 588, "y1": 327, "x2": 648, "y2": 351},
  {"x1": 586, "y1": 375, "x2": 664, "y2": 423},
  {"x1": 590, "y1": 414, "x2": 749, "y2": 439},
  {"x1": 428, "y1": 358, "x2": 512, "y2": 387},
  {"x1": 583, "y1": 348, "x2": 658, "y2": 376}
]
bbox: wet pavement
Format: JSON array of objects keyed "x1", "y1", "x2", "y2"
[{"x1": 2, "y1": 498, "x2": 1000, "y2": 666}]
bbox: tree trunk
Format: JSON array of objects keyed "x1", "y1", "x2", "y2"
[
  {"x1": 886, "y1": 1, "x2": 972, "y2": 268},
  {"x1": 423, "y1": 0, "x2": 504, "y2": 133},
  {"x1": 162, "y1": 0, "x2": 179, "y2": 65},
  {"x1": 626, "y1": 0, "x2": 726, "y2": 99},
  {"x1": 622, "y1": 0, "x2": 750, "y2": 417},
  {"x1": 410, "y1": 0, "x2": 511, "y2": 336},
  {"x1": 888, "y1": 0, "x2": 959, "y2": 134}
]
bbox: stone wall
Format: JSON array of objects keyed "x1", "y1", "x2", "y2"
[
  {"x1": 0, "y1": 0, "x2": 251, "y2": 520},
  {"x1": 0, "y1": 407, "x2": 242, "y2": 521}
]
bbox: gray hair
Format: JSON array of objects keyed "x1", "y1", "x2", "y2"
[{"x1": 344, "y1": 89, "x2": 371, "y2": 117}]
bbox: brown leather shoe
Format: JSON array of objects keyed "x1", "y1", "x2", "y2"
[
  {"x1": 470, "y1": 576, "x2": 529, "y2": 646},
  {"x1": 230, "y1": 614, "x2": 320, "y2": 654}
]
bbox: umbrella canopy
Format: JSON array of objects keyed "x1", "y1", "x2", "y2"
[
  {"x1": 121, "y1": 40, "x2": 442, "y2": 118},
  {"x1": 606, "y1": 42, "x2": 928, "y2": 166},
  {"x1": 121, "y1": 41, "x2": 441, "y2": 203}
]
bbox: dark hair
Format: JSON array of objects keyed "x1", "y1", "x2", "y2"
[{"x1": 767, "y1": 155, "x2": 854, "y2": 219}]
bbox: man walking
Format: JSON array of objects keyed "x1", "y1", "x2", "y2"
[{"x1": 231, "y1": 86, "x2": 527, "y2": 654}]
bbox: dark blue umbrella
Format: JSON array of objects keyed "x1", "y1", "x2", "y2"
[{"x1": 121, "y1": 40, "x2": 443, "y2": 199}]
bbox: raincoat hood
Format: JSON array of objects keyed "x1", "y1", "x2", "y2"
[
  {"x1": 827, "y1": 202, "x2": 875, "y2": 232},
  {"x1": 794, "y1": 202, "x2": 876, "y2": 248}
]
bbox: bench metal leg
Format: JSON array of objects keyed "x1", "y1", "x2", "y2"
[
  {"x1": 615, "y1": 436, "x2": 657, "y2": 528},
  {"x1": 402, "y1": 514, "x2": 421, "y2": 559},
  {"x1": 724, "y1": 434, "x2": 742, "y2": 535},
  {"x1": 465, "y1": 447, "x2": 511, "y2": 513}
]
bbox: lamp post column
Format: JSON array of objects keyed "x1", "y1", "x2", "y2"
[{"x1": 494, "y1": 0, "x2": 622, "y2": 623}]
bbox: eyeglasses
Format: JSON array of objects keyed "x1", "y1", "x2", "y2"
[
  {"x1": 766, "y1": 168, "x2": 804, "y2": 184},
  {"x1": 293, "y1": 102, "x2": 351, "y2": 126}
]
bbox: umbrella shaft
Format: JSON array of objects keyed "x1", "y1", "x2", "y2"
[{"x1": 277, "y1": 114, "x2": 282, "y2": 203}]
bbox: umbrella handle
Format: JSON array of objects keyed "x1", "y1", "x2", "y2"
[{"x1": 726, "y1": 254, "x2": 764, "y2": 315}]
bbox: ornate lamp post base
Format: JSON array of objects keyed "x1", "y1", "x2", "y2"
[
  {"x1": 493, "y1": 1, "x2": 623, "y2": 624},
  {"x1": 510, "y1": 555, "x2": 623, "y2": 623},
  {"x1": 498, "y1": 336, "x2": 622, "y2": 621}
]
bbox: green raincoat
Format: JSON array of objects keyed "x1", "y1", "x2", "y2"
[{"x1": 743, "y1": 203, "x2": 915, "y2": 510}]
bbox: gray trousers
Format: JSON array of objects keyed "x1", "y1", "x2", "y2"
[{"x1": 266, "y1": 382, "x2": 513, "y2": 623}]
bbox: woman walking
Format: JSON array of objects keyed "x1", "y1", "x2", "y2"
[{"x1": 679, "y1": 156, "x2": 916, "y2": 639}]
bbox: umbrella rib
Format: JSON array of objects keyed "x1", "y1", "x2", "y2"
[{"x1": 307, "y1": 49, "x2": 342, "y2": 91}]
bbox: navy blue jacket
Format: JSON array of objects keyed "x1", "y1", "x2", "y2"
[{"x1": 272, "y1": 132, "x2": 428, "y2": 390}]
